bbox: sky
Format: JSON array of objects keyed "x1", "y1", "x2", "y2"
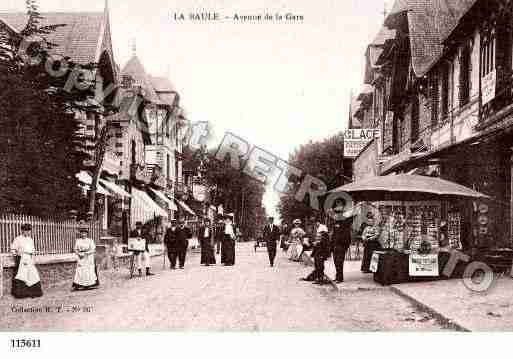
[{"x1": 2, "y1": 0, "x2": 387, "y2": 219}]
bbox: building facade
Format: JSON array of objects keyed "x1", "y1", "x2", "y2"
[{"x1": 351, "y1": 0, "x2": 513, "y2": 249}]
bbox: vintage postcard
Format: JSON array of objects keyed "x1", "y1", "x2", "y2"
[{"x1": 1, "y1": 0, "x2": 513, "y2": 356}]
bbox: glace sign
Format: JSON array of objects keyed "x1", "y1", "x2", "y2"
[{"x1": 344, "y1": 128, "x2": 380, "y2": 158}]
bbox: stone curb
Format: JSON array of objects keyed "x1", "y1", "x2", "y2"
[{"x1": 390, "y1": 286, "x2": 471, "y2": 332}]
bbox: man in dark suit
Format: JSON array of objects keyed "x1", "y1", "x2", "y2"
[
  {"x1": 174, "y1": 219, "x2": 192, "y2": 269},
  {"x1": 164, "y1": 220, "x2": 178, "y2": 269},
  {"x1": 130, "y1": 221, "x2": 154, "y2": 276},
  {"x1": 263, "y1": 217, "x2": 281, "y2": 267},
  {"x1": 311, "y1": 228, "x2": 331, "y2": 284},
  {"x1": 199, "y1": 218, "x2": 216, "y2": 266},
  {"x1": 214, "y1": 217, "x2": 224, "y2": 254},
  {"x1": 332, "y1": 209, "x2": 354, "y2": 283}
]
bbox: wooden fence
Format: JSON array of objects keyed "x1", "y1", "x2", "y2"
[{"x1": 0, "y1": 214, "x2": 101, "y2": 255}]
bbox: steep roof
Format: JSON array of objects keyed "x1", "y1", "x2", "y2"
[
  {"x1": 0, "y1": 12, "x2": 110, "y2": 64},
  {"x1": 121, "y1": 55, "x2": 160, "y2": 103},
  {"x1": 363, "y1": 25, "x2": 396, "y2": 83},
  {"x1": 368, "y1": 26, "x2": 396, "y2": 69},
  {"x1": 385, "y1": 0, "x2": 476, "y2": 77},
  {"x1": 150, "y1": 76, "x2": 176, "y2": 92},
  {"x1": 150, "y1": 76, "x2": 179, "y2": 107},
  {"x1": 371, "y1": 26, "x2": 396, "y2": 46},
  {"x1": 357, "y1": 84, "x2": 374, "y2": 101}
]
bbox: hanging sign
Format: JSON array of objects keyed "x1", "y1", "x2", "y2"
[
  {"x1": 192, "y1": 183, "x2": 207, "y2": 202},
  {"x1": 369, "y1": 252, "x2": 380, "y2": 273},
  {"x1": 482, "y1": 69, "x2": 496, "y2": 105},
  {"x1": 409, "y1": 254, "x2": 439, "y2": 276},
  {"x1": 343, "y1": 129, "x2": 380, "y2": 158},
  {"x1": 383, "y1": 111, "x2": 394, "y2": 152}
]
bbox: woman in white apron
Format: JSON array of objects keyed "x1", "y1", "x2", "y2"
[
  {"x1": 287, "y1": 219, "x2": 305, "y2": 261},
  {"x1": 10, "y1": 223, "x2": 43, "y2": 299},
  {"x1": 72, "y1": 222, "x2": 99, "y2": 291}
]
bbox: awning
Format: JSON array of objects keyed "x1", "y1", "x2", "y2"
[
  {"x1": 131, "y1": 187, "x2": 168, "y2": 218},
  {"x1": 149, "y1": 188, "x2": 177, "y2": 211},
  {"x1": 176, "y1": 200, "x2": 195, "y2": 216},
  {"x1": 76, "y1": 171, "x2": 110, "y2": 196},
  {"x1": 329, "y1": 174, "x2": 489, "y2": 199},
  {"x1": 99, "y1": 179, "x2": 131, "y2": 198}
]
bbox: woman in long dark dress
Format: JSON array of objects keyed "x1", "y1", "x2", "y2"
[
  {"x1": 199, "y1": 219, "x2": 216, "y2": 266},
  {"x1": 10, "y1": 224, "x2": 43, "y2": 299},
  {"x1": 361, "y1": 213, "x2": 382, "y2": 273},
  {"x1": 221, "y1": 216, "x2": 236, "y2": 266}
]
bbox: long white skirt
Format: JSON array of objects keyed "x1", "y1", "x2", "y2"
[
  {"x1": 15, "y1": 254, "x2": 41, "y2": 287},
  {"x1": 287, "y1": 242, "x2": 303, "y2": 261},
  {"x1": 74, "y1": 254, "x2": 98, "y2": 287}
]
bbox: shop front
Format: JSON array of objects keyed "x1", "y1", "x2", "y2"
[
  {"x1": 364, "y1": 198, "x2": 469, "y2": 285},
  {"x1": 330, "y1": 174, "x2": 496, "y2": 285}
]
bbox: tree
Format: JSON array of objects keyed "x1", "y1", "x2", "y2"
[
  {"x1": 0, "y1": 0, "x2": 99, "y2": 217},
  {"x1": 182, "y1": 143, "x2": 267, "y2": 239},
  {"x1": 277, "y1": 133, "x2": 349, "y2": 224}
]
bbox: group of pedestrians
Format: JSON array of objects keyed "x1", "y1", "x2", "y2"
[
  {"x1": 7, "y1": 214, "x2": 240, "y2": 300},
  {"x1": 164, "y1": 215, "x2": 238, "y2": 269},
  {"x1": 10, "y1": 220, "x2": 100, "y2": 299},
  {"x1": 261, "y1": 206, "x2": 356, "y2": 286}
]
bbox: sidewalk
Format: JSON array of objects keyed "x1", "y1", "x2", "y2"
[
  {"x1": 324, "y1": 260, "x2": 382, "y2": 290},
  {"x1": 391, "y1": 276, "x2": 513, "y2": 331},
  {"x1": 320, "y1": 256, "x2": 513, "y2": 331}
]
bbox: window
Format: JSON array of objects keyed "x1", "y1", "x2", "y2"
[
  {"x1": 165, "y1": 114, "x2": 170, "y2": 138},
  {"x1": 166, "y1": 154, "x2": 170, "y2": 181},
  {"x1": 131, "y1": 140, "x2": 136, "y2": 165},
  {"x1": 411, "y1": 95, "x2": 419, "y2": 143},
  {"x1": 175, "y1": 159, "x2": 179, "y2": 183},
  {"x1": 430, "y1": 72, "x2": 439, "y2": 126},
  {"x1": 441, "y1": 64, "x2": 450, "y2": 120},
  {"x1": 121, "y1": 75, "x2": 134, "y2": 88},
  {"x1": 480, "y1": 29, "x2": 495, "y2": 78},
  {"x1": 459, "y1": 44, "x2": 471, "y2": 106},
  {"x1": 157, "y1": 117, "x2": 163, "y2": 145},
  {"x1": 374, "y1": 85, "x2": 384, "y2": 122}
]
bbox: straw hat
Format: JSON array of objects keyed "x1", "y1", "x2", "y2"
[{"x1": 77, "y1": 220, "x2": 89, "y2": 233}]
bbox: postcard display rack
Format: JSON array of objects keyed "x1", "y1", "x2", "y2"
[{"x1": 371, "y1": 201, "x2": 462, "y2": 285}]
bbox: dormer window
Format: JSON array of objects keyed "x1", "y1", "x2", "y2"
[{"x1": 121, "y1": 74, "x2": 134, "y2": 88}]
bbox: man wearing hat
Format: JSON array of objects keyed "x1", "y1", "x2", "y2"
[
  {"x1": 263, "y1": 216, "x2": 281, "y2": 267},
  {"x1": 361, "y1": 212, "x2": 381, "y2": 273},
  {"x1": 300, "y1": 220, "x2": 330, "y2": 283},
  {"x1": 130, "y1": 221, "x2": 154, "y2": 276},
  {"x1": 332, "y1": 201, "x2": 354, "y2": 283},
  {"x1": 309, "y1": 224, "x2": 331, "y2": 284},
  {"x1": 164, "y1": 220, "x2": 178, "y2": 269},
  {"x1": 173, "y1": 218, "x2": 193, "y2": 269},
  {"x1": 214, "y1": 217, "x2": 224, "y2": 254}
]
